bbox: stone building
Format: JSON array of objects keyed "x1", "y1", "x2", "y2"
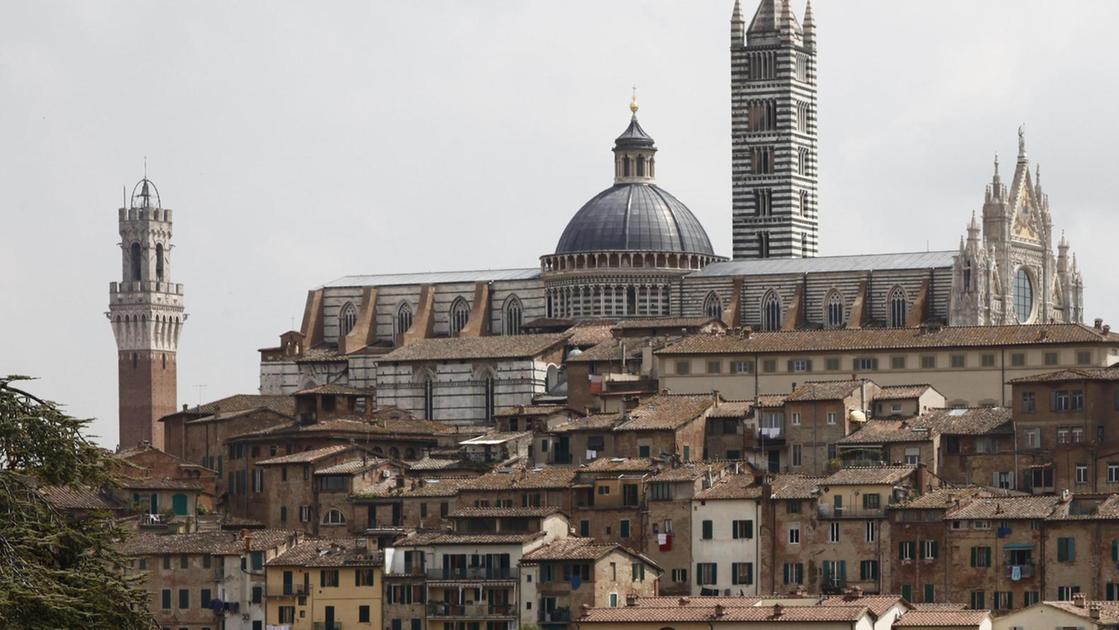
[
  {"x1": 108, "y1": 177, "x2": 185, "y2": 450},
  {"x1": 691, "y1": 473, "x2": 763, "y2": 596},
  {"x1": 642, "y1": 464, "x2": 721, "y2": 596},
  {"x1": 264, "y1": 538, "x2": 384, "y2": 630}
]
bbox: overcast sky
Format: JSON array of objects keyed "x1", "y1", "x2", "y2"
[{"x1": 2, "y1": 1, "x2": 1117, "y2": 448}]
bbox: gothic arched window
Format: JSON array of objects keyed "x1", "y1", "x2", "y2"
[
  {"x1": 449, "y1": 298, "x2": 470, "y2": 335},
  {"x1": 483, "y1": 374, "x2": 496, "y2": 422},
  {"x1": 963, "y1": 260, "x2": 973, "y2": 292},
  {"x1": 762, "y1": 291, "x2": 782, "y2": 331},
  {"x1": 155, "y1": 243, "x2": 164, "y2": 282},
  {"x1": 888, "y1": 287, "x2": 908, "y2": 328},
  {"x1": 422, "y1": 374, "x2": 435, "y2": 420},
  {"x1": 503, "y1": 296, "x2": 523, "y2": 336},
  {"x1": 826, "y1": 290, "x2": 844, "y2": 329},
  {"x1": 338, "y1": 301, "x2": 357, "y2": 338},
  {"x1": 703, "y1": 291, "x2": 723, "y2": 319},
  {"x1": 1015, "y1": 268, "x2": 1034, "y2": 323},
  {"x1": 395, "y1": 303, "x2": 413, "y2": 343},
  {"x1": 130, "y1": 242, "x2": 142, "y2": 282}
]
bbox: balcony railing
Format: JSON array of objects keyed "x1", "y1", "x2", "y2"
[
  {"x1": 540, "y1": 608, "x2": 571, "y2": 623},
  {"x1": 386, "y1": 566, "x2": 427, "y2": 578},
  {"x1": 816, "y1": 505, "x2": 886, "y2": 519},
  {"x1": 427, "y1": 603, "x2": 516, "y2": 619},
  {"x1": 1006, "y1": 563, "x2": 1035, "y2": 580},
  {"x1": 427, "y1": 567, "x2": 518, "y2": 581},
  {"x1": 312, "y1": 623, "x2": 342, "y2": 630}
]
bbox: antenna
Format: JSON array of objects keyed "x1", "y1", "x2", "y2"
[
  {"x1": 143, "y1": 155, "x2": 148, "y2": 179},
  {"x1": 195, "y1": 383, "x2": 207, "y2": 405}
]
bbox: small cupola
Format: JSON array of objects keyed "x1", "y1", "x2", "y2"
[{"x1": 613, "y1": 95, "x2": 657, "y2": 184}]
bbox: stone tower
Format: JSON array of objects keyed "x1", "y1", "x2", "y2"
[
  {"x1": 107, "y1": 177, "x2": 185, "y2": 450},
  {"x1": 730, "y1": 0, "x2": 818, "y2": 259}
]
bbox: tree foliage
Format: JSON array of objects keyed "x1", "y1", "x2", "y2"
[{"x1": 0, "y1": 376, "x2": 152, "y2": 629}]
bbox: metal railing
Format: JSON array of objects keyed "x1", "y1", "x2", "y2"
[
  {"x1": 427, "y1": 603, "x2": 516, "y2": 619},
  {"x1": 385, "y1": 566, "x2": 427, "y2": 577},
  {"x1": 312, "y1": 623, "x2": 342, "y2": 630},
  {"x1": 427, "y1": 567, "x2": 518, "y2": 580},
  {"x1": 1006, "y1": 563, "x2": 1035, "y2": 579},
  {"x1": 540, "y1": 608, "x2": 571, "y2": 623},
  {"x1": 816, "y1": 505, "x2": 886, "y2": 519}
]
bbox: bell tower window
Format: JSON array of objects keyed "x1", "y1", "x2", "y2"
[
  {"x1": 130, "y1": 242, "x2": 142, "y2": 282},
  {"x1": 155, "y1": 244, "x2": 164, "y2": 282}
]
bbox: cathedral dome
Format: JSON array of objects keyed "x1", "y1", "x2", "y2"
[
  {"x1": 554, "y1": 183, "x2": 714, "y2": 255},
  {"x1": 554, "y1": 101, "x2": 714, "y2": 256}
]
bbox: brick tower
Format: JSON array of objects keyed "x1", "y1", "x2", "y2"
[
  {"x1": 730, "y1": 0, "x2": 818, "y2": 259},
  {"x1": 107, "y1": 177, "x2": 185, "y2": 450}
]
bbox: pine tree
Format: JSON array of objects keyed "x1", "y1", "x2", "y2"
[{"x1": 0, "y1": 376, "x2": 152, "y2": 628}]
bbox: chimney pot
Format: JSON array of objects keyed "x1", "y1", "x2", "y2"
[
  {"x1": 772, "y1": 603, "x2": 784, "y2": 618},
  {"x1": 626, "y1": 594, "x2": 638, "y2": 607},
  {"x1": 1095, "y1": 318, "x2": 1104, "y2": 330},
  {"x1": 714, "y1": 604, "x2": 725, "y2": 618}
]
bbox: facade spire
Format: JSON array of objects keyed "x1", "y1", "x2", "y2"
[
  {"x1": 1017, "y1": 124, "x2": 1027, "y2": 161},
  {"x1": 804, "y1": 0, "x2": 816, "y2": 50}
]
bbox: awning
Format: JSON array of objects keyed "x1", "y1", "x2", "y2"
[{"x1": 1002, "y1": 543, "x2": 1035, "y2": 551}]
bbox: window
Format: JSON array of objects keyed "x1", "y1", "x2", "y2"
[
  {"x1": 1057, "y1": 537, "x2": 1076, "y2": 562},
  {"x1": 180, "y1": 554, "x2": 189, "y2": 569},
  {"x1": 899, "y1": 541, "x2": 915, "y2": 561},
  {"x1": 695, "y1": 563, "x2": 717, "y2": 586},
  {"x1": 923, "y1": 584, "x2": 935, "y2": 603},
  {"x1": 703, "y1": 292, "x2": 723, "y2": 319},
  {"x1": 888, "y1": 287, "x2": 907, "y2": 327},
  {"x1": 1076, "y1": 464, "x2": 1088, "y2": 484},
  {"x1": 950, "y1": 354, "x2": 965, "y2": 368},
  {"x1": 248, "y1": 587, "x2": 259, "y2": 605},
  {"x1": 865, "y1": 520, "x2": 877, "y2": 542},
  {"x1": 355, "y1": 568, "x2": 376, "y2": 586},
  {"x1": 901, "y1": 584, "x2": 913, "y2": 602},
  {"x1": 422, "y1": 375, "x2": 435, "y2": 419},
  {"x1": 1011, "y1": 352, "x2": 1026, "y2": 367},
  {"x1": 1110, "y1": 464, "x2": 1119, "y2": 483},
  {"x1": 920, "y1": 355, "x2": 936, "y2": 369},
  {"x1": 826, "y1": 291, "x2": 844, "y2": 328},
  {"x1": 620, "y1": 519, "x2": 631, "y2": 539},
  {"x1": 701, "y1": 520, "x2": 713, "y2": 540},
  {"x1": 1077, "y1": 350, "x2": 1093, "y2": 365},
  {"x1": 732, "y1": 520, "x2": 753, "y2": 539},
  {"x1": 322, "y1": 509, "x2": 346, "y2": 525},
  {"x1": 1057, "y1": 585, "x2": 1081, "y2": 601},
  {"x1": 791, "y1": 444, "x2": 802, "y2": 467},
  {"x1": 161, "y1": 589, "x2": 171, "y2": 609},
  {"x1": 972, "y1": 520, "x2": 991, "y2": 529},
  {"x1": 320, "y1": 569, "x2": 340, "y2": 587},
  {"x1": 395, "y1": 302, "x2": 414, "y2": 342},
  {"x1": 787, "y1": 501, "x2": 801, "y2": 514},
  {"x1": 762, "y1": 359, "x2": 777, "y2": 373},
  {"x1": 782, "y1": 562, "x2": 804, "y2": 585},
  {"x1": 905, "y1": 447, "x2": 920, "y2": 465},
  {"x1": 449, "y1": 298, "x2": 470, "y2": 335},
  {"x1": 730, "y1": 360, "x2": 754, "y2": 374},
  {"x1": 630, "y1": 562, "x2": 645, "y2": 582},
  {"x1": 1014, "y1": 268, "x2": 1033, "y2": 322},
  {"x1": 178, "y1": 588, "x2": 189, "y2": 609},
  {"x1": 675, "y1": 361, "x2": 691, "y2": 375},
  {"x1": 706, "y1": 360, "x2": 722, "y2": 374},
  {"x1": 1021, "y1": 391, "x2": 1036, "y2": 413},
  {"x1": 828, "y1": 522, "x2": 841, "y2": 544},
  {"x1": 671, "y1": 568, "x2": 688, "y2": 583},
  {"x1": 891, "y1": 356, "x2": 906, "y2": 370},
  {"x1": 251, "y1": 551, "x2": 263, "y2": 571},
  {"x1": 788, "y1": 359, "x2": 812, "y2": 373},
  {"x1": 609, "y1": 593, "x2": 618, "y2": 608},
  {"x1": 252, "y1": 468, "x2": 263, "y2": 493},
  {"x1": 863, "y1": 493, "x2": 880, "y2": 509},
  {"x1": 1044, "y1": 351, "x2": 1059, "y2": 366},
  {"x1": 1024, "y1": 591, "x2": 1040, "y2": 606},
  {"x1": 129, "y1": 242, "x2": 142, "y2": 281},
  {"x1": 821, "y1": 560, "x2": 846, "y2": 589},
  {"x1": 1023, "y1": 428, "x2": 1040, "y2": 449},
  {"x1": 650, "y1": 482, "x2": 671, "y2": 501},
  {"x1": 859, "y1": 559, "x2": 879, "y2": 581},
  {"x1": 359, "y1": 606, "x2": 371, "y2": 623},
  {"x1": 980, "y1": 353, "x2": 996, "y2": 367},
  {"x1": 299, "y1": 505, "x2": 311, "y2": 523},
  {"x1": 756, "y1": 190, "x2": 773, "y2": 217},
  {"x1": 762, "y1": 291, "x2": 781, "y2": 331},
  {"x1": 970, "y1": 546, "x2": 992, "y2": 567},
  {"x1": 483, "y1": 374, "x2": 496, "y2": 422},
  {"x1": 338, "y1": 301, "x2": 357, "y2": 338},
  {"x1": 791, "y1": 412, "x2": 801, "y2": 426},
  {"x1": 993, "y1": 591, "x2": 1013, "y2": 611},
  {"x1": 731, "y1": 562, "x2": 753, "y2": 585},
  {"x1": 503, "y1": 296, "x2": 523, "y2": 336},
  {"x1": 970, "y1": 591, "x2": 985, "y2": 610},
  {"x1": 854, "y1": 357, "x2": 878, "y2": 371},
  {"x1": 1108, "y1": 583, "x2": 1119, "y2": 601},
  {"x1": 788, "y1": 523, "x2": 800, "y2": 544},
  {"x1": 200, "y1": 588, "x2": 212, "y2": 608},
  {"x1": 922, "y1": 540, "x2": 939, "y2": 560}
]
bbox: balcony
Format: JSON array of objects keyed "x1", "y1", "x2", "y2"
[
  {"x1": 540, "y1": 608, "x2": 571, "y2": 623},
  {"x1": 1006, "y1": 563, "x2": 1035, "y2": 580},
  {"x1": 427, "y1": 567, "x2": 518, "y2": 581},
  {"x1": 267, "y1": 584, "x2": 307, "y2": 598},
  {"x1": 312, "y1": 623, "x2": 343, "y2": 630},
  {"x1": 427, "y1": 603, "x2": 516, "y2": 619},
  {"x1": 816, "y1": 505, "x2": 886, "y2": 519},
  {"x1": 386, "y1": 566, "x2": 427, "y2": 578}
]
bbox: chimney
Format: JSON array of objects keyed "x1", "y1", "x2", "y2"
[
  {"x1": 626, "y1": 594, "x2": 638, "y2": 607},
  {"x1": 713, "y1": 604, "x2": 725, "y2": 618},
  {"x1": 1095, "y1": 318, "x2": 1104, "y2": 330},
  {"x1": 1073, "y1": 592, "x2": 1087, "y2": 608},
  {"x1": 1091, "y1": 603, "x2": 1102, "y2": 619},
  {"x1": 678, "y1": 597, "x2": 690, "y2": 606},
  {"x1": 580, "y1": 604, "x2": 591, "y2": 618},
  {"x1": 242, "y1": 529, "x2": 252, "y2": 553},
  {"x1": 1105, "y1": 325, "x2": 1112, "y2": 336},
  {"x1": 772, "y1": 604, "x2": 784, "y2": 618},
  {"x1": 182, "y1": 403, "x2": 188, "y2": 411}
]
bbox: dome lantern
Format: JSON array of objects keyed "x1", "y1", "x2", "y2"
[{"x1": 613, "y1": 96, "x2": 656, "y2": 184}]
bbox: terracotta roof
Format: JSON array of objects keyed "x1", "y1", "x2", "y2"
[
  {"x1": 785, "y1": 380, "x2": 864, "y2": 402},
  {"x1": 817, "y1": 594, "x2": 907, "y2": 616},
  {"x1": 463, "y1": 467, "x2": 578, "y2": 491},
  {"x1": 874, "y1": 384, "x2": 936, "y2": 401},
  {"x1": 1047, "y1": 495, "x2": 1119, "y2": 521},
  {"x1": 1043, "y1": 600, "x2": 1119, "y2": 624},
  {"x1": 613, "y1": 317, "x2": 722, "y2": 330},
  {"x1": 268, "y1": 539, "x2": 383, "y2": 567},
  {"x1": 656, "y1": 324, "x2": 1119, "y2": 355},
  {"x1": 614, "y1": 394, "x2": 714, "y2": 431},
  {"x1": 314, "y1": 458, "x2": 389, "y2": 476},
  {"x1": 893, "y1": 609, "x2": 990, "y2": 627},
  {"x1": 648, "y1": 464, "x2": 715, "y2": 482},
  {"x1": 910, "y1": 407, "x2": 1012, "y2": 436},
  {"x1": 695, "y1": 474, "x2": 762, "y2": 500},
  {"x1": 392, "y1": 531, "x2": 544, "y2": 546},
  {"x1": 294, "y1": 383, "x2": 373, "y2": 396},
  {"x1": 173, "y1": 394, "x2": 296, "y2": 418},
  {"x1": 552, "y1": 414, "x2": 622, "y2": 433},
  {"x1": 837, "y1": 420, "x2": 933, "y2": 445},
  {"x1": 495, "y1": 404, "x2": 573, "y2": 418},
  {"x1": 707, "y1": 401, "x2": 753, "y2": 419},
  {"x1": 823, "y1": 466, "x2": 916, "y2": 486},
  {"x1": 459, "y1": 431, "x2": 531, "y2": 445},
  {"x1": 395, "y1": 477, "x2": 473, "y2": 498},
  {"x1": 892, "y1": 486, "x2": 1008, "y2": 510},
  {"x1": 234, "y1": 416, "x2": 450, "y2": 440},
  {"x1": 447, "y1": 506, "x2": 564, "y2": 519},
  {"x1": 119, "y1": 529, "x2": 300, "y2": 555},
  {"x1": 38, "y1": 485, "x2": 121, "y2": 511},
  {"x1": 755, "y1": 394, "x2": 788, "y2": 408},
  {"x1": 566, "y1": 337, "x2": 653, "y2": 363},
  {"x1": 622, "y1": 596, "x2": 769, "y2": 608},
  {"x1": 581, "y1": 457, "x2": 655, "y2": 473},
  {"x1": 116, "y1": 477, "x2": 208, "y2": 492},
  {"x1": 565, "y1": 323, "x2": 618, "y2": 347},
  {"x1": 379, "y1": 333, "x2": 570, "y2": 362},
  {"x1": 408, "y1": 457, "x2": 468, "y2": 471},
  {"x1": 579, "y1": 605, "x2": 870, "y2": 624},
  {"x1": 1008, "y1": 366, "x2": 1119, "y2": 383},
  {"x1": 520, "y1": 537, "x2": 621, "y2": 562},
  {"x1": 183, "y1": 405, "x2": 293, "y2": 425},
  {"x1": 770, "y1": 474, "x2": 823, "y2": 499},
  {"x1": 909, "y1": 603, "x2": 970, "y2": 611},
  {"x1": 947, "y1": 495, "x2": 1063, "y2": 520},
  {"x1": 257, "y1": 444, "x2": 353, "y2": 465}
]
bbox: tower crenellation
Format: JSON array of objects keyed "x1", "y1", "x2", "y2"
[
  {"x1": 107, "y1": 176, "x2": 185, "y2": 451},
  {"x1": 731, "y1": 0, "x2": 818, "y2": 259}
]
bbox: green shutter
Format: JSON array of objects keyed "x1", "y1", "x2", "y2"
[
  {"x1": 702, "y1": 520, "x2": 712, "y2": 539},
  {"x1": 746, "y1": 520, "x2": 754, "y2": 539},
  {"x1": 1113, "y1": 540, "x2": 1119, "y2": 562},
  {"x1": 970, "y1": 547, "x2": 977, "y2": 567},
  {"x1": 838, "y1": 560, "x2": 847, "y2": 581},
  {"x1": 1070, "y1": 538, "x2": 1076, "y2": 561}
]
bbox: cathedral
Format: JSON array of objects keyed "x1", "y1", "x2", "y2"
[{"x1": 107, "y1": 0, "x2": 1086, "y2": 432}]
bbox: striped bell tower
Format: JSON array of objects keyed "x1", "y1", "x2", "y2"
[{"x1": 730, "y1": 0, "x2": 818, "y2": 259}]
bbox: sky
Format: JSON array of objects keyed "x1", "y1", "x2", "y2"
[{"x1": 1, "y1": 1, "x2": 1117, "y2": 448}]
